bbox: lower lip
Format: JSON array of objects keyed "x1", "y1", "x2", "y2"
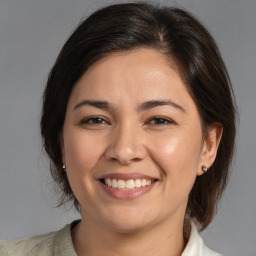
[{"x1": 99, "y1": 181, "x2": 156, "y2": 200}]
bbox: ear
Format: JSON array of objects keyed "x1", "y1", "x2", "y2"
[{"x1": 197, "y1": 123, "x2": 223, "y2": 176}]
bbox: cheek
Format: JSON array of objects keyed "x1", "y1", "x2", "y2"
[
  {"x1": 62, "y1": 130, "x2": 106, "y2": 206},
  {"x1": 63, "y1": 130, "x2": 104, "y2": 177},
  {"x1": 149, "y1": 131, "x2": 202, "y2": 185}
]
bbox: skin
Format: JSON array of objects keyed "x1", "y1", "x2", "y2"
[{"x1": 61, "y1": 48, "x2": 222, "y2": 256}]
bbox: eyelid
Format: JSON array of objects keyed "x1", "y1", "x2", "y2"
[
  {"x1": 79, "y1": 115, "x2": 110, "y2": 125},
  {"x1": 146, "y1": 116, "x2": 175, "y2": 125},
  {"x1": 78, "y1": 115, "x2": 174, "y2": 126}
]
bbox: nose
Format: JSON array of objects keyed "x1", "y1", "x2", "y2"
[{"x1": 104, "y1": 122, "x2": 147, "y2": 165}]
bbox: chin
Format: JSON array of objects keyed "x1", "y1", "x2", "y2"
[
  {"x1": 105, "y1": 220, "x2": 151, "y2": 234},
  {"x1": 100, "y1": 208, "x2": 158, "y2": 234}
]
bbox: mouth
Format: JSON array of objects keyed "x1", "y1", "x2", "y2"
[
  {"x1": 99, "y1": 178, "x2": 158, "y2": 190},
  {"x1": 97, "y1": 173, "x2": 158, "y2": 200}
]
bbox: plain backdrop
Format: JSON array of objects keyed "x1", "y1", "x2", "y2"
[{"x1": 0, "y1": 0, "x2": 256, "y2": 255}]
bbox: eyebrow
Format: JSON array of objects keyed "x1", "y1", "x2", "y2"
[
  {"x1": 138, "y1": 100, "x2": 186, "y2": 113},
  {"x1": 73, "y1": 100, "x2": 113, "y2": 111},
  {"x1": 73, "y1": 99, "x2": 185, "y2": 113}
]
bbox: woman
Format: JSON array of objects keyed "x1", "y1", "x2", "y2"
[{"x1": 0, "y1": 2, "x2": 236, "y2": 256}]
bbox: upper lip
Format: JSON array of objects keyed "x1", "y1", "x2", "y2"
[{"x1": 98, "y1": 173, "x2": 159, "y2": 181}]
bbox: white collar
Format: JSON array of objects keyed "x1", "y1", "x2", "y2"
[{"x1": 182, "y1": 222, "x2": 222, "y2": 256}]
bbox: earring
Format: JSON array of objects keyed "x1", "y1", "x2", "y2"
[
  {"x1": 62, "y1": 164, "x2": 66, "y2": 172},
  {"x1": 202, "y1": 165, "x2": 208, "y2": 173}
]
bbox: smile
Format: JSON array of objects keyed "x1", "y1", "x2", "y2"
[
  {"x1": 103, "y1": 178, "x2": 153, "y2": 190},
  {"x1": 98, "y1": 174, "x2": 158, "y2": 200}
]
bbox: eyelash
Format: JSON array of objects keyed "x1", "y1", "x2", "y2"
[
  {"x1": 80, "y1": 116, "x2": 109, "y2": 125},
  {"x1": 147, "y1": 116, "x2": 173, "y2": 125},
  {"x1": 79, "y1": 116, "x2": 173, "y2": 127}
]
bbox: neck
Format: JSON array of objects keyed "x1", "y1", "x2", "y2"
[{"x1": 72, "y1": 213, "x2": 187, "y2": 256}]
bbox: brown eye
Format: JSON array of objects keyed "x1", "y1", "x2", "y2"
[
  {"x1": 148, "y1": 117, "x2": 173, "y2": 125},
  {"x1": 80, "y1": 116, "x2": 109, "y2": 125}
]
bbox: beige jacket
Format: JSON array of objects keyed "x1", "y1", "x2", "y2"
[{"x1": 0, "y1": 221, "x2": 222, "y2": 256}]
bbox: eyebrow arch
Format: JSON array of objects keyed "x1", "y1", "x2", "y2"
[
  {"x1": 73, "y1": 99, "x2": 185, "y2": 113},
  {"x1": 138, "y1": 100, "x2": 186, "y2": 113},
  {"x1": 73, "y1": 100, "x2": 113, "y2": 111}
]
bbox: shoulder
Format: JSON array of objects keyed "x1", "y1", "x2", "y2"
[
  {"x1": 0, "y1": 222, "x2": 77, "y2": 256},
  {"x1": 182, "y1": 222, "x2": 223, "y2": 256},
  {"x1": 0, "y1": 231, "x2": 56, "y2": 256}
]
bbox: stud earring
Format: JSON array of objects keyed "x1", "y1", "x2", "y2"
[
  {"x1": 62, "y1": 164, "x2": 66, "y2": 172},
  {"x1": 202, "y1": 165, "x2": 208, "y2": 173}
]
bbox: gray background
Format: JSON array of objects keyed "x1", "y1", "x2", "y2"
[{"x1": 0, "y1": 0, "x2": 255, "y2": 255}]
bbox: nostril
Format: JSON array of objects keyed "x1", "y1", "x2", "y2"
[
  {"x1": 104, "y1": 138, "x2": 147, "y2": 165},
  {"x1": 133, "y1": 157, "x2": 143, "y2": 162}
]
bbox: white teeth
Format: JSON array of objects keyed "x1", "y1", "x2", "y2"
[
  {"x1": 134, "y1": 179, "x2": 141, "y2": 188},
  {"x1": 126, "y1": 179, "x2": 135, "y2": 189},
  {"x1": 146, "y1": 179, "x2": 151, "y2": 185},
  {"x1": 106, "y1": 178, "x2": 111, "y2": 187},
  {"x1": 117, "y1": 179, "x2": 125, "y2": 189},
  {"x1": 112, "y1": 179, "x2": 118, "y2": 188},
  {"x1": 104, "y1": 178, "x2": 153, "y2": 189}
]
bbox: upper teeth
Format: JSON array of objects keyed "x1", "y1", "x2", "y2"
[{"x1": 104, "y1": 178, "x2": 152, "y2": 189}]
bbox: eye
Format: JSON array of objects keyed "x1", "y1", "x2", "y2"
[
  {"x1": 147, "y1": 116, "x2": 173, "y2": 125},
  {"x1": 79, "y1": 116, "x2": 109, "y2": 126}
]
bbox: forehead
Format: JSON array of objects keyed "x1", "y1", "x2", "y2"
[
  {"x1": 87, "y1": 48, "x2": 181, "y2": 82},
  {"x1": 67, "y1": 48, "x2": 197, "y2": 115},
  {"x1": 73, "y1": 49, "x2": 186, "y2": 92}
]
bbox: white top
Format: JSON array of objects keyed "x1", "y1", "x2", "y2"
[
  {"x1": 182, "y1": 222, "x2": 222, "y2": 256},
  {"x1": 0, "y1": 221, "x2": 222, "y2": 256}
]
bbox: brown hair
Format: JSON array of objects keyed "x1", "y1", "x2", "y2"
[{"x1": 41, "y1": 2, "x2": 236, "y2": 231}]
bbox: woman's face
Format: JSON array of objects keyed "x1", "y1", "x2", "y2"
[{"x1": 62, "y1": 48, "x2": 215, "y2": 233}]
